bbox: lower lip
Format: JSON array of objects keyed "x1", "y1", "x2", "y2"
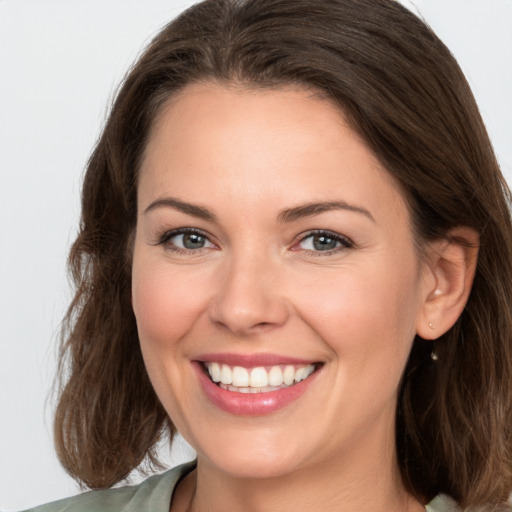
[{"x1": 193, "y1": 362, "x2": 321, "y2": 416}]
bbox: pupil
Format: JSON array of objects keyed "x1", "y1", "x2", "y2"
[
  {"x1": 313, "y1": 235, "x2": 337, "y2": 251},
  {"x1": 183, "y1": 233, "x2": 205, "y2": 249}
]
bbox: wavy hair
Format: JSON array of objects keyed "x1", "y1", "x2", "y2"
[{"x1": 54, "y1": 0, "x2": 512, "y2": 508}]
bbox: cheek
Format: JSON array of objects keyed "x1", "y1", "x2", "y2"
[
  {"x1": 131, "y1": 260, "x2": 210, "y2": 350},
  {"x1": 295, "y1": 259, "x2": 421, "y2": 364}
]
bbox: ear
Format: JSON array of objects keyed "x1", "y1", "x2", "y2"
[{"x1": 416, "y1": 227, "x2": 479, "y2": 340}]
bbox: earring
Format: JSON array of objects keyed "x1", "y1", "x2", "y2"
[{"x1": 428, "y1": 322, "x2": 438, "y2": 360}]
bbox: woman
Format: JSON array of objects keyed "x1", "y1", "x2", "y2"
[{"x1": 24, "y1": 0, "x2": 512, "y2": 510}]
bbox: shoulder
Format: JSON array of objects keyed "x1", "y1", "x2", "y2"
[
  {"x1": 21, "y1": 462, "x2": 196, "y2": 512},
  {"x1": 426, "y1": 494, "x2": 462, "y2": 512},
  {"x1": 427, "y1": 494, "x2": 512, "y2": 511}
]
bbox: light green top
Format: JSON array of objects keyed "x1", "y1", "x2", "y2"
[{"x1": 23, "y1": 461, "x2": 460, "y2": 512}]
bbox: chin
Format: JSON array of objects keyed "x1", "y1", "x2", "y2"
[
  {"x1": 202, "y1": 451, "x2": 306, "y2": 480},
  {"x1": 187, "y1": 427, "x2": 314, "y2": 480}
]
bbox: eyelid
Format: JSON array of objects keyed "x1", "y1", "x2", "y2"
[
  {"x1": 152, "y1": 227, "x2": 353, "y2": 255},
  {"x1": 155, "y1": 227, "x2": 217, "y2": 251},
  {"x1": 292, "y1": 229, "x2": 354, "y2": 254}
]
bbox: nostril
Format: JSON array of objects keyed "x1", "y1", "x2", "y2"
[{"x1": 208, "y1": 300, "x2": 289, "y2": 335}]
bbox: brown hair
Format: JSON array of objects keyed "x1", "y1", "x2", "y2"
[{"x1": 54, "y1": 0, "x2": 512, "y2": 508}]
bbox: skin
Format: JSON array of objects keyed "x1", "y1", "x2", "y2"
[{"x1": 131, "y1": 83, "x2": 476, "y2": 512}]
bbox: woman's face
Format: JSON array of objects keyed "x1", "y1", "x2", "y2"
[{"x1": 132, "y1": 83, "x2": 432, "y2": 479}]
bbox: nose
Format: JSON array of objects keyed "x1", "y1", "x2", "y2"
[{"x1": 208, "y1": 252, "x2": 289, "y2": 336}]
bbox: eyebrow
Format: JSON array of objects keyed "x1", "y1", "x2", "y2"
[
  {"x1": 144, "y1": 197, "x2": 216, "y2": 221},
  {"x1": 144, "y1": 197, "x2": 374, "y2": 223},
  {"x1": 277, "y1": 201, "x2": 375, "y2": 223}
]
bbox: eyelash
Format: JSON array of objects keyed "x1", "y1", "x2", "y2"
[
  {"x1": 156, "y1": 228, "x2": 354, "y2": 255},
  {"x1": 293, "y1": 229, "x2": 354, "y2": 256},
  {"x1": 157, "y1": 227, "x2": 215, "y2": 254}
]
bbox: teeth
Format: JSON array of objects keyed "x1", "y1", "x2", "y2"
[
  {"x1": 294, "y1": 365, "x2": 314, "y2": 382},
  {"x1": 249, "y1": 367, "x2": 268, "y2": 387},
  {"x1": 219, "y1": 384, "x2": 288, "y2": 393},
  {"x1": 304, "y1": 365, "x2": 315, "y2": 379},
  {"x1": 283, "y1": 365, "x2": 295, "y2": 385},
  {"x1": 209, "y1": 362, "x2": 221, "y2": 382},
  {"x1": 220, "y1": 364, "x2": 232, "y2": 385},
  {"x1": 205, "y1": 362, "x2": 316, "y2": 392},
  {"x1": 294, "y1": 366, "x2": 306, "y2": 382},
  {"x1": 233, "y1": 366, "x2": 249, "y2": 387},
  {"x1": 268, "y1": 366, "x2": 284, "y2": 386}
]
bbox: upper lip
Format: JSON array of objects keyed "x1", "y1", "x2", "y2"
[{"x1": 195, "y1": 352, "x2": 319, "y2": 367}]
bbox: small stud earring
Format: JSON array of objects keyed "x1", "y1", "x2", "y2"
[{"x1": 428, "y1": 322, "x2": 435, "y2": 329}]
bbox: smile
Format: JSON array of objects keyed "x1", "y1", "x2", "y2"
[
  {"x1": 195, "y1": 356, "x2": 323, "y2": 415},
  {"x1": 203, "y1": 362, "x2": 317, "y2": 393}
]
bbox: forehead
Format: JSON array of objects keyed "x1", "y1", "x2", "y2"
[{"x1": 139, "y1": 82, "x2": 409, "y2": 226}]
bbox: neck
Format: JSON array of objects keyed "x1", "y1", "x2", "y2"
[{"x1": 172, "y1": 432, "x2": 425, "y2": 512}]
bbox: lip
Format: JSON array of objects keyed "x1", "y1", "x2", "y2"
[
  {"x1": 195, "y1": 352, "x2": 316, "y2": 368},
  {"x1": 193, "y1": 357, "x2": 322, "y2": 416}
]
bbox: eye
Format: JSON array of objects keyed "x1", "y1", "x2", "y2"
[
  {"x1": 294, "y1": 230, "x2": 353, "y2": 254},
  {"x1": 158, "y1": 228, "x2": 215, "y2": 252}
]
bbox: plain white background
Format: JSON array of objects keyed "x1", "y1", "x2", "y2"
[{"x1": 1, "y1": 1, "x2": 511, "y2": 510}]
